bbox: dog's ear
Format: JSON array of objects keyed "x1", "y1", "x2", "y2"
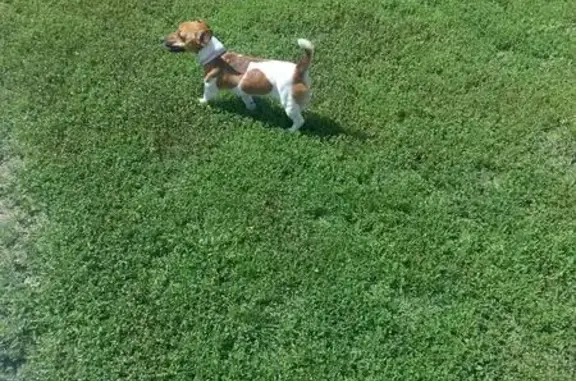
[{"x1": 196, "y1": 30, "x2": 213, "y2": 47}]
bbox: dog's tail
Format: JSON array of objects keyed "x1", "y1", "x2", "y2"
[{"x1": 295, "y1": 38, "x2": 314, "y2": 77}]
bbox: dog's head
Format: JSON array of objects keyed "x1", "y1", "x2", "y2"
[{"x1": 162, "y1": 20, "x2": 213, "y2": 53}]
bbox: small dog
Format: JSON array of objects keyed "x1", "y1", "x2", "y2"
[{"x1": 162, "y1": 20, "x2": 314, "y2": 132}]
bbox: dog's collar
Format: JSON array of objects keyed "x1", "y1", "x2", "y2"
[{"x1": 197, "y1": 37, "x2": 226, "y2": 66}]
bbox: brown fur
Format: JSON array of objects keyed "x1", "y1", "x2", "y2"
[
  {"x1": 292, "y1": 42, "x2": 314, "y2": 106},
  {"x1": 221, "y1": 52, "x2": 267, "y2": 74},
  {"x1": 239, "y1": 69, "x2": 273, "y2": 95},
  {"x1": 163, "y1": 20, "x2": 213, "y2": 53},
  {"x1": 201, "y1": 61, "x2": 238, "y2": 89},
  {"x1": 199, "y1": 59, "x2": 272, "y2": 93},
  {"x1": 294, "y1": 46, "x2": 313, "y2": 81},
  {"x1": 292, "y1": 82, "x2": 310, "y2": 107}
]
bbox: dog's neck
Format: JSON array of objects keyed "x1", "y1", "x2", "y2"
[{"x1": 197, "y1": 37, "x2": 226, "y2": 66}]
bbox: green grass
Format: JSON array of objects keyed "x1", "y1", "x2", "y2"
[{"x1": 2, "y1": 0, "x2": 576, "y2": 379}]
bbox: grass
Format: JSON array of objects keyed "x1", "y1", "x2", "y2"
[{"x1": 1, "y1": 0, "x2": 575, "y2": 379}]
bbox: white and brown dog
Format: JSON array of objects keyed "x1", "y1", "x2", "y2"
[{"x1": 162, "y1": 20, "x2": 314, "y2": 132}]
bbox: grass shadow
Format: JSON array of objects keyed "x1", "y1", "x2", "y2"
[{"x1": 211, "y1": 97, "x2": 370, "y2": 140}]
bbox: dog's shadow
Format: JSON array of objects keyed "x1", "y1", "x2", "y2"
[{"x1": 211, "y1": 97, "x2": 368, "y2": 140}]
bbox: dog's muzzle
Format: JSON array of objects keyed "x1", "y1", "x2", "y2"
[{"x1": 162, "y1": 39, "x2": 185, "y2": 53}]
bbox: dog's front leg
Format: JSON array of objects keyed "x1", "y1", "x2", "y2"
[
  {"x1": 199, "y1": 78, "x2": 219, "y2": 105},
  {"x1": 199, "y1": 68, "x2": 220, "y2": 105}
]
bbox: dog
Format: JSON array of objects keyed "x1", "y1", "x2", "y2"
[{"x1": 162, "y1": 20, "x2": 314, "y2": 132}]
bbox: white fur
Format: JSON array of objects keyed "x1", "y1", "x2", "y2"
[
  {"x1": 199, "y1": 78, "x2": 219, "y2": 104},
  {"x1": 297, "y1": 38, "x2": 315, "y2": 51}
]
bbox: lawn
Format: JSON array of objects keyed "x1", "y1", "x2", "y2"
[{"x1": 1, "y1": 0, "x2": 575, "y2": 380}]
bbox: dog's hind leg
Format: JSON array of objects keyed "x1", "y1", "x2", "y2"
[{"x1": 285, "y1": 103, "x2": 304, "y2": 133}]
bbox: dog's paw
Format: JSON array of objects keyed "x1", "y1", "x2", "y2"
[
  {"x1": 198, "y1": 98, "x2": 209, "y2": 105},
  {"x1": 287, "y1": 126, "x2": 302, "y2": 134},
  {"x1": 245, "y1": 102, "x2": 257, "y2": 111}
]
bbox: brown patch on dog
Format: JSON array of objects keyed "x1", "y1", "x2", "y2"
[
  {"x1": 292, "y1": 82, "x2": 310, "y2": 107},
  {"x1": 239, "y1": 69, "x2": 273, "y2": 95},
  {"x1": 216, "y1": 71, "x2": 243, "y2": 89},
  {"x1": 221, "y1": 52, "x2": 267, "y2": 74},
  {"x1": 198, "y1": 59, "x2": 241, "y2": 89}
]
